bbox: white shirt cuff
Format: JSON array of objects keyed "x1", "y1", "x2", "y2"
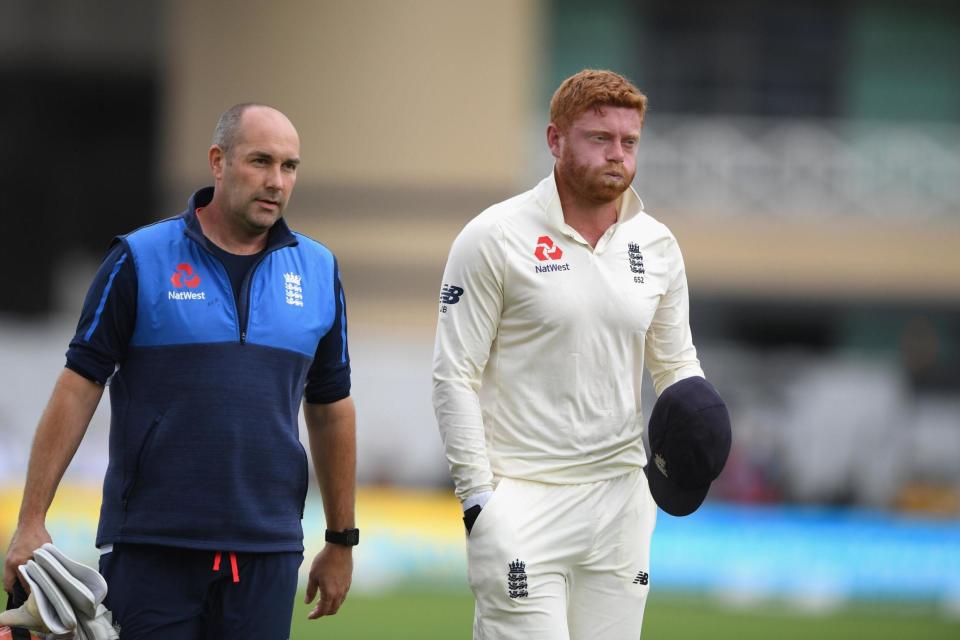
[{"x1": 462, "y1": 491, "x2": 494, "y2": 512}]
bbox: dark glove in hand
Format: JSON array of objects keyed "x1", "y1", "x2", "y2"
[
  {"x1": 463, "y1": 504, "x2": 482, "y2": 534},
  {"x1": 5, "y1": 581, "x2": 32, "y2": 640}
]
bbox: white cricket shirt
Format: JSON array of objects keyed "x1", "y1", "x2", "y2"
[{"x1": 433, "y1": 173, "x2": 704, "y2": 500}]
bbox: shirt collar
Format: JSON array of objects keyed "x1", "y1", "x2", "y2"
[
  {"x1": 535, "y1": 171, "x2": 645, "y2": 241},
  {"x1": 181, "y1": 186, "x2": 298, "y2": 252}
]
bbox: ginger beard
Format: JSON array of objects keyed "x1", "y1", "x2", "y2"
[{"x1": 556, "y1": 143, "x2": 635, "y2": 206}]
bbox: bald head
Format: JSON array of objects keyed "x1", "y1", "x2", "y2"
[{"x1": 212, "y1": 103, "x2": 298, "y2": 157}]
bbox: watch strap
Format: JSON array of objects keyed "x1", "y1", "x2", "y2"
[{"x1": 325, "y1": 528, "x2": 360, "y2": 546}]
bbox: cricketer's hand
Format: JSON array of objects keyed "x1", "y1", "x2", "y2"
[
  {"x1": 3, "y1": 523, "x2": 52, "y2": 594},
  {"x1": 304, "y1": 543, "x2": 353, "y2": 619}
]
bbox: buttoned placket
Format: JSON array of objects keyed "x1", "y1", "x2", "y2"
[{"x1": 546, "y1": 188, "x2": 641, "y2": 257}]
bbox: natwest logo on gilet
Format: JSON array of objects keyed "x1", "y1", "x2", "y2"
[
  {"x1": 168, "y1": 263, "x2": 206, "y2": 300},
  {"x1": 533, "y1": 235, "x2": 563, "y2": 261},
  {"x1": 171, "y1": 263, "x2": 201, "y2": 288}
]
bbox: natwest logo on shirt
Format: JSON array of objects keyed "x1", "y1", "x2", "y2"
[
  {"x1": 534, "y1": 236, "x2": 563, "y2": 261},
  {"x1": 168, "y1": 263, "x2": 206, "y2": 300},
  {"x1": 533, "y1": 235, "x2": 571, "y2": 274}
]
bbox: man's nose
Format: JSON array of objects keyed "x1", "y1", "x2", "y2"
[
  {"x1": 607, "y1": 141, "x2": 626, "y2": 162},
  {"x1": 265, "y1": 164, "x2": 283, "y2": 189}
]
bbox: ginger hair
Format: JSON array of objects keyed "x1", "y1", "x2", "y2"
[{"x1": 549, "y1": 69, "x2": 647, "y2": 131}]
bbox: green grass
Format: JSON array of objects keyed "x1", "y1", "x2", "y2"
[
  {"x1": 290, "y1": 588, "x2": 960, "y2": 639},
  {"x1": 292, "y1": 589, "x2": 474, "y2": 639},
  {"x1": 641, "y1": 593, "x2": 960, "y2": 640}
]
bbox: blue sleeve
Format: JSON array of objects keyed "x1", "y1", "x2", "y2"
[
  {"x1": 304, "y1": 258, "x2": 351, "y2": 404},
  {"x1": 65, "y1": 242, "x2": 137, "y2": 384}
]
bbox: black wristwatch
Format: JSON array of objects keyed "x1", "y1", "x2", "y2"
[{"x1": 325, "y1": 528, "x2": 360, "y2": 546}]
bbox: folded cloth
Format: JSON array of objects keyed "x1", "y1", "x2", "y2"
[
  {"x1": 33, "y1": 545, "x2": 105, "y2": 621},
  {"x1": 17, "y1": 561, "x2": 75, "y2": 636},
  {"x1": 0, "y1": 545, "x2": 118, "y2": 640}
]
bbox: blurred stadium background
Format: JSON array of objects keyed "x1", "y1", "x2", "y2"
[{"x1": 1, "y1": 0, "x2": 959, "y2": 637}]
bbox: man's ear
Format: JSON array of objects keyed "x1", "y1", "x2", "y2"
[
  {"x1": 546, "y1": 123, "x2": 563, "y2": 160},
  {"x1": 209, "y1": 145, "x2": 225, "y2": 179}
]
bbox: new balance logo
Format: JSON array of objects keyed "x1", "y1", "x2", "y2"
[
  {"x1": 633, "y1": 571, "x2": 649, "y2": 585},
  {"x1": 440, "y1": 284, "x2": 464, "y2": 305},
  {"x1": 508, "y1": 559, "x2": 528, "y2": 599}
]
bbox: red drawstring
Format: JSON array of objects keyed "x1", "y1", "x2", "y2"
[{"x1": 211, "y1": 551, "x2": 239, "y2": 583}]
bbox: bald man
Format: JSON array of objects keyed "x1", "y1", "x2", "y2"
[{"x1": 3, "y1": 104, "x2": 357, "y2": 639}]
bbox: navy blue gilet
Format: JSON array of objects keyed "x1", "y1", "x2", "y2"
[{"x1": 95, "y1": 190, "x2": 344, "y2": 553}]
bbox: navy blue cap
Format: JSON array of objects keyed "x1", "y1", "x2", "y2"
[{"x1": 646, "y1": 377, "x2": 732, "y2": 516}]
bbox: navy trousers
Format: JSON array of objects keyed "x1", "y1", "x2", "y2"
[{"x1": 99, "y1": 544, "x2": 302, "y2": 639}]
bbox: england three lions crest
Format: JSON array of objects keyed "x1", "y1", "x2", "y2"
[
  {"x1": 284, "y1": 272, "x2": 304, "y2": 307},
  {"x1": 627, "y1": 242, "x2": 645, "y2": 274},
  {"x1": 507, "y1": 559, "x2": 528, "y2": 599}
]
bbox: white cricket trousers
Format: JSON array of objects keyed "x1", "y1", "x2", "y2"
[{"x1": 466, "y1": 468, "x2": 657, "y2": 640}]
